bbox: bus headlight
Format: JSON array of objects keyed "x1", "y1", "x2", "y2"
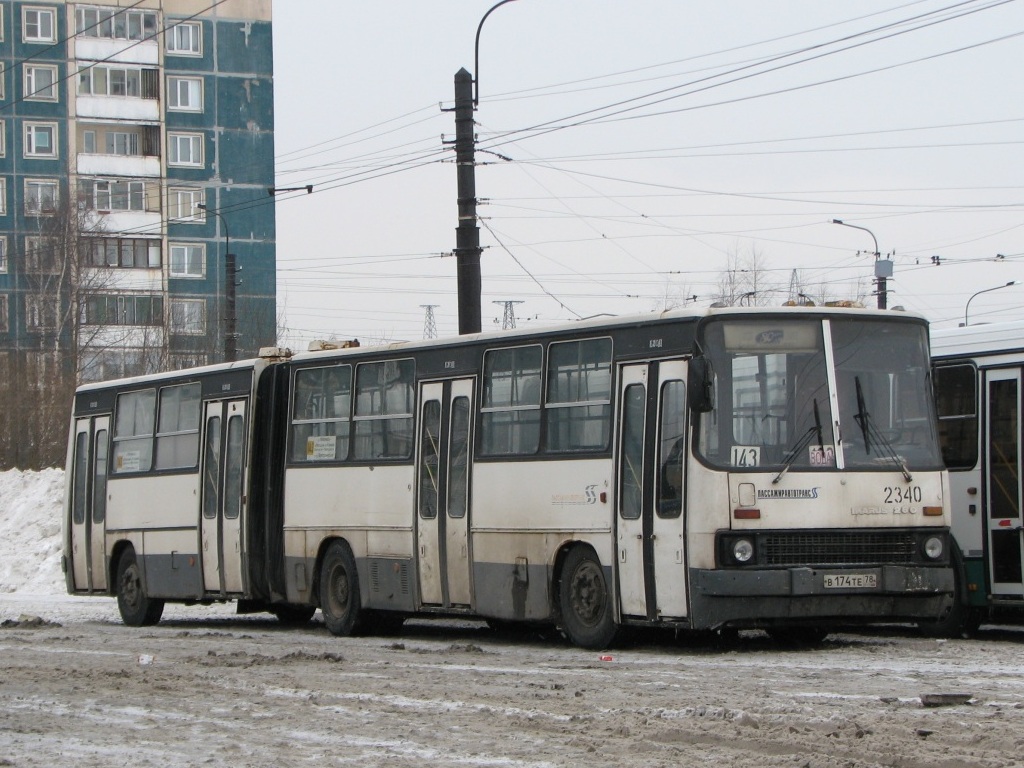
[
  {"x1": 923, "y1": 536, "x2": 944, "y2": 561},
  {"x1": 732, "y1": 538, "x2": 755, "y2": 564}
]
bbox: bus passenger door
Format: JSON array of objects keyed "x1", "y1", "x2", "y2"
[
  {"x1": 616, "y1": 362, "x2": 689, "y2": 621},
  {"x1": 70, "y1": 416, "x2": 109, "y2": 592},
  {"x1": 201, "y1": 399, "x2": 248, "y2": 596},
  {"x1": 416, "y1": 378, "x2": 475, "y2": 608},
  {"x1": 986, "y1": 369, "x2": 1024, "y2": 596}
]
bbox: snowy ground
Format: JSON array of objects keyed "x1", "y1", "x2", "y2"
[{"x1": 2, "y1": 470, "x2": 1024, "y2": 767}]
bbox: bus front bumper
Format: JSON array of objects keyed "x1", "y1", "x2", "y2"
[{"x1": 688, "y1": 565, "x2": 954, "y2": 629}]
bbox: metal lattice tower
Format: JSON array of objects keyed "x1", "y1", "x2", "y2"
[
  {"x1": 493, "y1": 300, "x2": 524, "y2": 330},
  {"x1": 421, "y1": 304, "x2": 439, "y2": 339}
]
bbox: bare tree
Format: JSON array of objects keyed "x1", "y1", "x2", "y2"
[
  {"x1": 0, "y1": 188, "x2": 167, "y2": 468},
  {"x1": 714, "y1": 246, "x2": 781, "y2": 307}
]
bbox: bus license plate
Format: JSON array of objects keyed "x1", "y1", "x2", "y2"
[{"x1": 824, "y1": 573, "x2": 877, "y2": 589}]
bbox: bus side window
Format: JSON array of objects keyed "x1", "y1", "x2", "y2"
[
  {"x1": 353, "y1": 359, "x2": 415, "y2": 460},
  {"x1": 545, "y1": 337, "x2": 613, "y2": 452},
  {"x1": 480, "y1": 345, "x2": 542, "y2": 457},
  {"x1": 112, "y1": 389, "x2": 156, "y2": 473},
  {"x1": 934, "y1": 364, "x2": 979, "y2": 469}
]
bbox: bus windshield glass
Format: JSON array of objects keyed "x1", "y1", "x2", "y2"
[
  {"x1": 831, "y1": 318, "x2": 942, "y2": 470},
  {"x1": 695, "y1": 316, "x2": 942, "y2": 471}
]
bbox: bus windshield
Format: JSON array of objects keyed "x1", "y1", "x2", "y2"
[
  {"x1": 695, "y1": 316, "x2": 943, "y2": 471},
  {"x1": 831, "y1": 318, "x2": 942, "y2": 470}
]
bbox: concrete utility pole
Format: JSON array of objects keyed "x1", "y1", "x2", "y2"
[
  {"x1": 452, "y1": 69, "x2": 481, "y2": 335},
  {"x1": 198, "y1": 203, "x2": 237, "y2": 362},
  {"x1": 452, "y1": 0, "x2": 520, "y2": 335}
]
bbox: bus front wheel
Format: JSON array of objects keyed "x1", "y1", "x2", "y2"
[
  {"x1": 320, "y1": 541, "x2": 363, "y2": 637},
  {"x1": 558, "y1": 546, "x2": 617, "y2": 649},
  {"x1": 115, "y1": 549, "x2": 164, "y2": 627}
]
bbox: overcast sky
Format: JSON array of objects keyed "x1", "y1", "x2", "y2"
[{"x1": 269, "y1": 0, "x2": 1024, "y2": 346}]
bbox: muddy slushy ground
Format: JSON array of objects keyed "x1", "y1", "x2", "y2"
[{"x1": 1, "y1": 594, "x2": 1023, "y2": 768}]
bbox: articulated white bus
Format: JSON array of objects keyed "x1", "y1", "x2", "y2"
[
  {"x1": 931, "y1": 320, "x2": 1024, "y2": 635},
  {"x1": 64, "y1": 307, "x2": 954, "y2": 648}
]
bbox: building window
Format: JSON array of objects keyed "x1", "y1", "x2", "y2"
[
  {"x1": 24, "y1": 64, "x2": 58, "y2": 100},
  {"x1": 25, "y1": 236, "x2": 57, "y2": 273},
  {"x1": 105, "y1": 132, "x2": 140, "y2": 156},
  {"x1": 0, "y1": 178, "x2": 6, "y2": 214},
  {"x1": 169, "y1": 243, "x2": 205, "y2": 277},
  {"x1": 86, "y1": 237, "x2": 160, "y2": 269},
  {"x1": 77, "y1": 7, "x2": 157, "y2": 40},
  {"x1": 82, "y1": 130, "x2": 96, "y2": 153},
  {"x1": 167, "y1": 76, "x2": 203, "y2": 112},
  {"x1": 170, "y1": 299, "x2": 206, "y2": 334},
  {"x1": 168, "y1": 133, "x2": 203, "y2": 167},
  {"x1": 78, "y1": 65, "x2": 144, "y2": 98},
  {"x1": 82, "y1": 294, "x2": 163, "y2": 326},
  {"x1": 23, "y1": 7, "x2": 55, "y2": 43},
  {"x1": 0, "y1": 238, "x2": 6, "y2": 272},
  {"x1": 0, "y1": 5, "x2": 5, "y2": 42},
  {"x1": 24, "y1": 123, "x2": 57, "y2": 158},
  {"x1": 25, "y1": 296, "x2": 58, "y2": 330},
  {"x1": 168, "y1": 188, "x2": 204, "y2": 222},
  {"x1": 84, "y1": 179, "x2": 146, "y2": 212},
  {"x1": 0, "y1": 295, "x2": 7, "y2": 333},
  {"x1": 24, "y1": 179, "x2": 58, "y2": 215},
  {"x1": 167, "y1": 21, "x2": 201, "y2": 55},
  {"x1": 170, "y1": 353, "x2": 207, "y2": 370}
]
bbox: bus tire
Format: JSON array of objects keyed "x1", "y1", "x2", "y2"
[
  {"x1": 558, "y1": 546, "x2": 617, "y2": 649},
  {"x1": 320, "y1": 541, "x2": 363, "y2": 637},
  {"x1": 115, "y1": 549, "x2": 164, "y2": 627}
]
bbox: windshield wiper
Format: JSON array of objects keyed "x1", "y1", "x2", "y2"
[
  {"x1": 852, "y1": 376, "x2": 913, "y2": 482},
  {"x1": 772, "y1": 399, "x2": 824, "y2": 485}
]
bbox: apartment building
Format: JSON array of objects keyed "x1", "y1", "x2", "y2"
[{"x1": 0, "y1": 0, "x2": 276, "y2": 383}]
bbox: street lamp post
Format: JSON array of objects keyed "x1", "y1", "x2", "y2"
[
  {"x1": 197, "y1": 203, "x2": 237, "y2": 363},
  {"x1": 964, "y1": 281, "x2": 1017, "y2": 326},
  {"x1": 832, "y1": 219, "x2": 889, "y2": 310}
]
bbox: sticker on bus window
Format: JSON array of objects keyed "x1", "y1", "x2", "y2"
[
  {"x1": 117, "y1": 451, "x2": 141, "y2": 472},
  {"x1": 306, "y1": 436, "x2": 337, "y2": 461},
  {"x1": 731, "y1": 446, "x2": 760, "y2": 467},
  {"x1": 809, "y1": 445, "x2": 836, "y2": 466}
]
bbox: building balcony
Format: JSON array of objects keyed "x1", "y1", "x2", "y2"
[
  {"x1": 83, "y1": 268, "x2": 163, "y2": 292},
  {"x1": 89, "y1": 210, "x2": 162, "y2": 234},
  {"x1": 76, "y1": 95, "x2": 160, "y2": 122},
  {"x1": 77, "y1": 153, "x2": 161, "y2": 177},
  {"x1": 75, "y1": 38, "x2": 159, "y2": 66}
]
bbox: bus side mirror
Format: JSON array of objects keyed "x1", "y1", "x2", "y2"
[{"x1": 688, "y1": 356, "x2": 715, "y2": 413}]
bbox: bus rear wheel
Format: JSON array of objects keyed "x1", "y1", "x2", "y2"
[
  {"x1": 320, "y1": 541, "x2": 363, "y2": 637},
  {"x1": 558, "y1": 546, "x2": 617, "y2": 649},
  {"x1": 116, "y1": 549, "x2": 164, "y2": 627}
]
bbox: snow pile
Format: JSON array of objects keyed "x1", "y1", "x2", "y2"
[{"x1": 0, "y1": 469, "x2": 66, "y2": 595}]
